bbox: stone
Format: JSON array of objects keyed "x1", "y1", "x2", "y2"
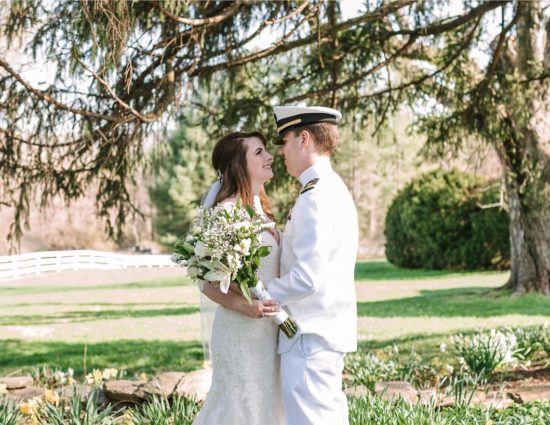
[
  {"x1": 84, "y1": 388, "x2": 110, "y2": 406},
  {"x1": 104, "y1": 380, "x2": 145, "y2": 404},
  {"x1": 344, "y1": 385, "x2": 370, "y2": 398},
  {"x1": 6, "y1": 386, "x2": 45, "y2": 402},
  {"x1": 175, "y1": 369, "x2": 212, "y2": 402},
  {"x1": 59, "y1": 385, "x2": 92, "y2": 401},
  {"x1": 135, "y1": 372, "x2": 186, "y2": 400},
  {"x1": 508, "y1": 384, "x2": 550, "y2": 403},
  {"x1": 374, "y1": 381, "x2": 418, "y2": 404},
  {"x1": 480, "y1": 391, "x2": 514, "y2": 411},
  {"x1": 436, "y1": 391, "x2": 486, "y2": 408},
  {"x1": 0, "y1": 376, "x2": 33, "y2": 390},
  {"x1": 417, "y1": 388, "x2": 437, "y2": 406},
  {"x1": 463, "y1": 390, "x2": 487, "y2": 405},
  {"x1": 437, "y1": 394, "x2": 456, "y2": 408}
]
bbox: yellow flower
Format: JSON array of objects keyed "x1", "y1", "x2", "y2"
[
  {"x1": 138, "y1": 372, "x2": 147, "y2": 381},
  {"x1": 44, "y1": 389, "x2": 60, "y2": 406},
  {"x1": 67, "y1": 376, "x2": 75, "y2": 386},
  {"x1": 0, "y1": 383, "x2": 7, "y2": 395},
  {"x1": 19, "y1": 397, "x2": 42, "y2": 423},
  {"x1": 123, "y1": 410, "x2": 134, "y2": 425},
  {"x1": 19, "y1": 402, "x2": 32, "y2": 415},
  {"x1": 85, "y1": 369, "x2": 104, "y2": 386}
]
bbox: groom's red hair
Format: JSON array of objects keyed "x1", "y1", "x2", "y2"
[{"x1": 212, "y1": 131, "x2": 275, "y2": 221}]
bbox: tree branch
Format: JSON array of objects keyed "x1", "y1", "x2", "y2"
[
  {"x1": 285, "y1": 35, "x2": 418, "y2": 103},
  {"x1": 191, "y1": 0, "x2": 417, "y2": 77},
  {"x1": 153, "y1": 1, "x2": 244, "y2": 27},
  {"x1": 342, "y1": 16, "x2": 482, "y2": 104},
  {"x1": 0, "y1": 57, "x2": 122, "y2": 123},
  {"x1": 390, "y1": 1, "x2": 509, "y2": 37},
  {"x1": 75, "y1": 57, "x2": 153, "y2": 123}
]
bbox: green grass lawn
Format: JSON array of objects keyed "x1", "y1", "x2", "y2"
[
  {"x1": 0, "y1": 261, "x2": 549, "y2": 378},
  {"x1": 0, "y1": 339, "x2": 203, "y2": 378}
]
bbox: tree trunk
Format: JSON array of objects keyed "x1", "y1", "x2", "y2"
[
  {"x1": 495, "y1": 2, "x2": 550, "y2": 294},
  {"x1": 501, "y1": 175, "x2": 550, "y2": 295}
]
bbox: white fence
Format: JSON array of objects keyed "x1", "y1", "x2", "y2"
[{"x1": 0, "y1": 250, "x2": 176, "y2": 280}]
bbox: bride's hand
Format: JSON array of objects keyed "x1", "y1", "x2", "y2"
[{"x1": 245, "y1": 299, "x2": 280, "y2": 319}]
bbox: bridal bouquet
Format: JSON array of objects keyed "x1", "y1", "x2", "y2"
[{"x1": 172, "y1": 200, "x2": 298, "y2": 338}]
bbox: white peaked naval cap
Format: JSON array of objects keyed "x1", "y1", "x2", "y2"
[{"x1": 272, "y1": 105, "x2": 342, "y2": 144}]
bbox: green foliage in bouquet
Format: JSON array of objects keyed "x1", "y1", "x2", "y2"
[
  {"x1": 172, "y1": 199, "x2": 272, "y2": 303},
  {"x1": 385, "y1": 169, "x2": 510, "y2": 270}
]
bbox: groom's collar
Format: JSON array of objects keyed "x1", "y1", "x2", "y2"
[{"x1": 298, "y1": 157, "x2": 333, "y2": 186}]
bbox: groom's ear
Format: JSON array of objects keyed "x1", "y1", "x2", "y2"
[{"x1": 300, "y1": 130, "x2": 313, "y2": 150}]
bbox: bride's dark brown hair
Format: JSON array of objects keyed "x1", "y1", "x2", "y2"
[{"x1": 212, "y1": 131, "x2": 275, "y2": 221}]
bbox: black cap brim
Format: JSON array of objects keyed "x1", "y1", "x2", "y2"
[{"x1": 271, "y1": 134, "x2": 284, "y2": 145}]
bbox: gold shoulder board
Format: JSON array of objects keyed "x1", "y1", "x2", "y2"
[{"x1": 300, "y1": 178, "x2": 319, "y2": 195}]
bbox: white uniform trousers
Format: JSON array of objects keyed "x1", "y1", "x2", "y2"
[{"x1": 280, "y1": 334, "x2": 348, "y2": 425}]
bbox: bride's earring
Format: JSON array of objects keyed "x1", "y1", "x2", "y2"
[{"x1": 217, "y1": 169, "x2": 223, "y2": 182}]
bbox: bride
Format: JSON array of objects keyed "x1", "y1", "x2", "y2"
[{"x1": 192, "y1": 131, "x2": 285, "y2": 425}]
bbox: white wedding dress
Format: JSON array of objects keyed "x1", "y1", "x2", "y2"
[{"x1": 192, "y1": 229, "x2": 285, "y2": 425}]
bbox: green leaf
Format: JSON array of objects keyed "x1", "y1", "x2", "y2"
[
  {"x1": 241, "y1": 283, "x2": 252, "y2": 304},
  {"x1": 257, "y1": 246, "x2": 271, "y2": 257},
  {"x1": 245, "y1": 205, "x2": 255, "y2": 218}
]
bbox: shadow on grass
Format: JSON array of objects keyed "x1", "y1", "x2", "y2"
[
  {"x1": 358, "y1": 286, "x2": 550, "y2": 317},
  {"x1": 355, "y1": 260, "x2": 505, "y2": 281},
  {"x1": 0, "y1": 339, "x2": 204, "y2": 378},
  {"x1": 0, "y1": 278, "x2": 191, "y2": 296},
  {"x1": 0, "y1": 306, "x2": 199, "y2": 326}
]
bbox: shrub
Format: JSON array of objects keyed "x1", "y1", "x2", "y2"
[
  {"x1": 18, "y1": 388, "x2": 117, "y2": 425},
  {"x1": 385, "y1": 169, "x2": 510, "y2": 270},
  {"x1": 125, "y1": 395, "x2": 200, "y2": 425},
  {"x1": 453, "y1": 329, "x2": 517, "y2": 379},
  {"x1": 348, "y1": 394, "x2": 550, "y2": 424},
  {"x1": 509, "y1": 326, "x2": 545, "y2": 361},
  {"x1": 345, "y1": 347, "x2": 425, "y2": 390}
]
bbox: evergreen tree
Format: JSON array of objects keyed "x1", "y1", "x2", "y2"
[{"x1": 149, "y1": 119, "x2": 215, "y2": 247}]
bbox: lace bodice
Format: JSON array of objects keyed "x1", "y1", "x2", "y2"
[{"x1": 258, "y1": 229, "x2": 281, "y2": 284}]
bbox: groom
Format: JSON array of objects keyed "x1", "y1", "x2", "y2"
[{"x1": 266, "y1": 106, "x2": 358, "y2": 425}]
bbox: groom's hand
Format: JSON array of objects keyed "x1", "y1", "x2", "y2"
[{"x1": 245, "y1": 299, "x2": 280, "y2": 319}]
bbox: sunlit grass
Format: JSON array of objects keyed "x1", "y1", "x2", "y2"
[
  {"x1": 354, "y1": 260, "x2": 502, "y2": 281},
  {"x1": 357, "y1": 287, "x2": 550, "y2": 318},
  {"x1": 0, "y1": 276, "x2": 191, "y2": 296}
]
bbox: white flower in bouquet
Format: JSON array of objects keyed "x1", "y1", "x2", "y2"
[
  {"x1": 194, "y1": 241, "x2": 209, "y2": 258},
  {"x1": 235, "y1": 238, "x2": 251, "y2": 255}
]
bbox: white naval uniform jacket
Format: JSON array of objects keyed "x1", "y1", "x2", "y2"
[{"x1": 268, "y1": 158, "x2": 358, "y2": 354}]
